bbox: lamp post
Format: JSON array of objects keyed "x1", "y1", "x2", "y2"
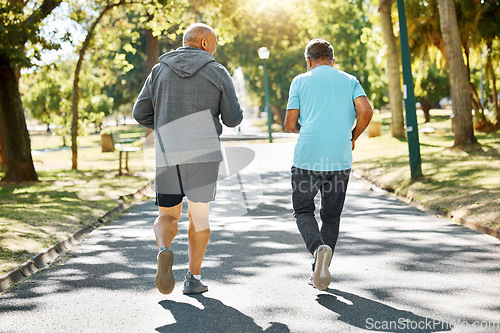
[
  {"x1": 258, "y1": 47, "x2": 272, "y2": 143},
  {"x1": 397, "y1": 0, "x2": 422, "y2": 180}
]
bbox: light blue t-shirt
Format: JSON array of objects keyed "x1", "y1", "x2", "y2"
[{"x1": 286, "y1": 65, "x2": 366, "y2": 171}]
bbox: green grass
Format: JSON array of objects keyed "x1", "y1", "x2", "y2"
[
  {"x1": 0, "y1": 125, "x2": 150, "y2": 275},
  {"x1": 353, "y1": 109, "x2": 500, "y2": 230}
]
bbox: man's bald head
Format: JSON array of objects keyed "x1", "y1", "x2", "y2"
[
  {"x1": 183, "y1": 23, "x2": 217, "y2": 55},
  {"x1": 183, "y1": 23, "x2": 215, "y2": 44}
]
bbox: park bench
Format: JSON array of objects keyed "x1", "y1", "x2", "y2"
[{"x1": 101, "y1": 132, "x2": 142, "y2": 175}]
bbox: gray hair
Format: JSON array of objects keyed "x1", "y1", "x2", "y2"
[
  {"x1": 305, "y1": 38, "x2": 334, "y2": 63},
  {"x1": 183, "y1": 23, "x2": 216, "y2": 44}
]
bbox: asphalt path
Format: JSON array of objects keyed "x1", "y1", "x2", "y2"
[{"x1": 1, "y1": 142, "x2": 499, "y2": 333}]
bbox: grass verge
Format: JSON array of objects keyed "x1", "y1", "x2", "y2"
[{"x1": 352, "y1": 109, "x2": 500, "y2": 231}]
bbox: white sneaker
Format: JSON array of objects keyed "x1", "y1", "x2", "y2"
[{"x1": 312, "y1": 245, "x2": 332, "y2": 290}]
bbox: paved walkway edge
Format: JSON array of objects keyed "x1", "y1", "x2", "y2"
[
  {"x1": 0, "y1": 182, "x2": 151, "y2": 294},
  {"x1": 351, "y1": 171, "x2": 500, "y2": 241}
]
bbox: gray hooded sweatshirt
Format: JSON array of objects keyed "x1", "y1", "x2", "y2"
[{"x1": 133, "y1": 47, "x2": 243, "y2": 167}]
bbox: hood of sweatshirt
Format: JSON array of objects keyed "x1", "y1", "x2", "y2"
[{"x1": 159, "y1": 47, "x2": 216, "y2": 78}]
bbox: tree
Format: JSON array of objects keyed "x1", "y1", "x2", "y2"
[
  {"x1": 22, "y1": 62, "x2": 73, "y2": 146},
  {"x1": 438, "y1": 0, "x2": 477, "y2": 147},
  {"x1": 406, "y1": 0, "x2": 446, "y2": 123},
  {"x1": 415, "y1": 60, "x2": 450, "y2": 122},
  {"x1": 379, "y1": 0, "x2": 405, "y2": 138},
  {"x1": 312, "y1": 0, "x2": 385, "y2": 109},
  {"x1": 477, "y1": 0, "x2": 500, "y2": 126},
  {"x1": 22, "y1": 57, "x2": 117, "y2": 145},
  {"x1": 407, "y1": 0, "x2": 499, "y2": 129},
  {"x1": 215, "y1": 0, "x2": 309, "y2": 127},
  {"x1": 0, "y1": 0, "x2": 62, "y2": 182},
  {"x1": 454, "y1": 0, "x2": 495, "y2": 131},
  {"x1": 146, "y1": 16, "x2": 159, "y2": 75},
  {"x1": 217, "y1": 0, "x2": 385, "y2": 127},
  {"x1": 70, "y1": 1, "x2": 128, "y2": 169},
  {"x1": 69, "y1": 0, "x2": 187, "y2": 169},
  {"x1": 485, "y1": 39, "x2": 499, "y2": 125}
]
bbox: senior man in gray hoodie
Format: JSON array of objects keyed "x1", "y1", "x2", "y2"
[{"x1": 133, "y1": 23, "x2": 243, "y2": 295}]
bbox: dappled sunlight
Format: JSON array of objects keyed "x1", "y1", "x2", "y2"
[{"x1": 1, "y1": 142, "x2": 499, "y2": 331}]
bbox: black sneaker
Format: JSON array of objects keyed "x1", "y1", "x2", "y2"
[
  {"x1": 182, "y1": 272, "x2": 208, "y2": 294},
  {"x1": 311, "y1": 244, "x2": 332, "y2": 290},
  {"x1": 156, "y1": 246, "x2": 174, "y2": 294}
]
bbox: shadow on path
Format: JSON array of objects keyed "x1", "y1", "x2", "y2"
[
  {"x1": 1, "y1": 167, "x2": 498, "y2": 332},
  {"x1": 318, "y1": 289, "x2": 451, "y2": 332},
  {"x1": 157, "y1": 294, "x2": 289, "y2": 332}
]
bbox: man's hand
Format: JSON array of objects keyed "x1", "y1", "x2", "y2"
[{"x1": 351, "y1": 139, "x2": 355, "y2": 150}]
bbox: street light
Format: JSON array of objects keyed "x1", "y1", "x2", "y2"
[
  {"x1": 258, "y1": 47, "x2": 272, "y2": 143},
  {"x1": 397, "y1": 0, "x2": 422, "y2": 180}
]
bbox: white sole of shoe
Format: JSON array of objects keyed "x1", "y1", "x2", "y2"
[
  {"x1": 312, "y1": 245, "x2": 332, "y2": 290},
  {"x1": 156, "y1": 250, "x2": 174, "y2": 294}
]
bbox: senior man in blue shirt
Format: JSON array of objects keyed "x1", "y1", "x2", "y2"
[{"x1": 284, "y1": 38, "x2": 373, "y2": 290}]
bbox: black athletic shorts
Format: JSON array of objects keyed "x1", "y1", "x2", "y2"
[{"x1": 155, "y1": 161, "x2": 220, "y2": 207}]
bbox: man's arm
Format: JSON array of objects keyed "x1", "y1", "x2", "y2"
[
  {"x1": 351, "y1": 96, "x2": 373, "y2": 150},
  {"x1": 219, "y1": 69, "x2": 243, "y2": 127},
  {"x1": 284, "y1": 109, "x2": 300, "y2": 133},
  {"x1": 132, "y1": 76, "x2": 155, "y2": 129}
]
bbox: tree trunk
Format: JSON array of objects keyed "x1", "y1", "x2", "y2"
[
  {"x1": 469, "y1": 81, "x2": 495, "y2": 131},
  {"x1": 420, "y1": 97, "x2": 431, "y2": 123},
  {"x1": 71, "y1": 52, "x2": 82, "y2": 169},
  {"x1": 464, "y1": 43, "x2": 484, "y2": 113},
  {"x1": 145, "y1": 18, "x2": 159, "y2": 137},
  {"x1": 486, "y1": 41, "x2": 499, "y2": 126},
  {"x1": 0, "y1": 0, "x2": 60, "y2": 181},
  {"x1": 146, "y1": 18, "x2": 159, "y2": 75},
  {"x1": 0, "y1": 124, "x2": 7, "y2": 171},
  {"x1": 146, "y1": 30, "x2": 159, "y2": 74},
  {"x1": 379, "y1": 0, "x2": 405, "y2": 139},
  {"x1": 0, "y1": 56, "x2": 38, "y2": 182},
  {"x1": 71, "y1": 6, "x2": 113, "y2": 169},
  {"x1": 438, "y1": 0, "x2": 477, "y2": 147},
  {"x1": 463, "y1": 44, "x2": 494, "y2": 131},
  {"x1": 490, "y1": 62, "x2": 499, "y2": 127}
]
